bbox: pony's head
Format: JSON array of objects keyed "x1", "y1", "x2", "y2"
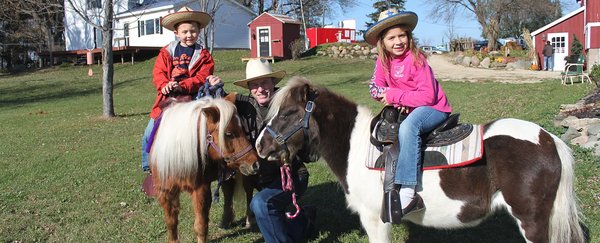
[
  {"x1": 200, "y1": 94, "x2": 260, "y2": 176},
  {"x1": 256, "y1": 77, "x2": 321, "y2": 163},
  {"x1": 151, "y1": 94, "x2": 259, "y2": 182}
]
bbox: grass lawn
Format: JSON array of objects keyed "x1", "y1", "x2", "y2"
[{"x1": 0, "y1": 50, "x2": 598, "y2": 242}]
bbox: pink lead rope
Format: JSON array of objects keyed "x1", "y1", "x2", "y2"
[{"x1": 281, "y1": 163, "x2": 301, "y2": 219}]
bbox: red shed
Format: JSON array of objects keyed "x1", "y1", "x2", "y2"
[
  {"x1": 248, "y1": 13, "x2": 301, "y2": 60},
  {"x1": 306, "y1": 27, "x2": 356, "y2": 48},
  {"x1": 531, "y1": 0, "x2": 600, "y2": 71}
]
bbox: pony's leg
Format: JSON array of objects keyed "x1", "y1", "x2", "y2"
[
  {"x1": 191, "y1": 181, "x2": 212, "y2": 243},
  {"x1": 358, "y1": 208, "x2": 391, "y2": 243},
  {"x1": 243, "y1": 175, "x2": 256, "y2": 229},
  {"x1": 219, "y1": 178, "x2": 235, "y2": 229},
  {"x1": 157, "y1": 188, "x2": 181, "y2": 243}
]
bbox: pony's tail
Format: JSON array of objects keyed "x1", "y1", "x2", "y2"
[{"x1": 550, "y1": 136, "x2": 586, "y2": 243}]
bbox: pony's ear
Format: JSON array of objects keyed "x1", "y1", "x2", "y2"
[
  {"x1": 302, "y1": 84, "x2": 319, "y2": 103},
  {"x1": 224, "y1": 92, "x2": 237, "y2": 104}
]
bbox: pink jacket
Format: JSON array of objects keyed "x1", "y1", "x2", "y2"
[{"x1": 370, "y1": 51, "x2": 452, "y2": 113}]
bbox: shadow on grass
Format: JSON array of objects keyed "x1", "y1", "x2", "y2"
[
  {"x1": 406, "y1": 211, "x2": 526, "y2": 243},
  {"x1": 0, "y1": 76, "x2": 147, "y2": 107},
  {"x1": 301, "y1": 181, "x2": 363, "y2": 242}
]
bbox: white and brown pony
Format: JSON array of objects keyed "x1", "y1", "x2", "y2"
[
  {"x1": 255, "y1": 77, "x2": 587, "y2": 243},
  {"x1": 149, "y1": 95, "x2": 259, "y2": 243}
]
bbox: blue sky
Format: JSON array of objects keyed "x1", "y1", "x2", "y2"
[{"x1": 331, "y1": 0, "x2": 582, "y2": 46}]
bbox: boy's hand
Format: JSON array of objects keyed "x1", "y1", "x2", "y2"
[
  {"x1": 161, "y1": 81, "x2": 180, "y2": 95},
  {"x1": 206, "y1": 75, "x2": 222, "y2": 86}
]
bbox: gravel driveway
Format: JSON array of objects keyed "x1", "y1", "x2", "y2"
[{"x1": 428, "y1": 55, "x2": 560, "y2": 83}]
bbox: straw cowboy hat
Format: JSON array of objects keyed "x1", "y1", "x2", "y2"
[
  {"x1": 161, "y1": 6, "x2": 212, "y2": 31},
  {"x1": 364, "y1": 9, "x2": 418, "y2": 46},
  {"x1": 233, "y1": 59, "x2": 286, "y2": 89}
]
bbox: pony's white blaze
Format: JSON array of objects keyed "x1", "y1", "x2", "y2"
[{"x1": 484, "y1": 118, "x2": 542, "y2": 144}]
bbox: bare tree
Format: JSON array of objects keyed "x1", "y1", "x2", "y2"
[
  {"x1": 429, "y1": 0, "x2": 515, "y2": 51},
  {"x1": 66, "y1": 0, "x2": 115, "y2": 117},
  {"x1": 196, "y1": 0, "x2": 221, "y2": 53},
  {"x1": 0, "y1": 0, "x2": 63, "y2": 69}
]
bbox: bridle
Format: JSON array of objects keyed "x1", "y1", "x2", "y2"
[
  {"x1": 264, "y1": 91, "x2": 317, "y2": 156},
  {"x1": 206, "y1": 134, "x2": 253, "y2": 164}
]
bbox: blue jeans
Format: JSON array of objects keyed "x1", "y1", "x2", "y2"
[
  {"x1": 250, "y1": 171, "x2": 309, "y2": 243},
  {"x1": 544, "y1": 56, "x2": 553, "y2": 71},
  {"x1": 141, "y1": 118, "x2": 155, "y2": 172},
  {"x1": 395, "y1": 106, "x2": 448, "y2": 185}
]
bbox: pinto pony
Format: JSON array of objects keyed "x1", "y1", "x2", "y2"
[
  {"x1": 255, "y1": 77, "x2": 586, "y2": 243},
  {"x1": 149, "y1": 96, "x2": 259, "y2": 243}
]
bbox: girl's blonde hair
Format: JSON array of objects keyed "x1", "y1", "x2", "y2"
[{"x1": 376, "y1": 24, "x2": 426, "y2": 73}]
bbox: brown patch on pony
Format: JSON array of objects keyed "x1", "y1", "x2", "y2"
[
  {"x1": 438, "y1": 128, "x2": 561, "y2": 243},
  {"x1": 159, "y1": 95, "x2": 193, "y2": 109},
  {"x1": 284, "y1": 80, "x2": 358, "y2": 192}
]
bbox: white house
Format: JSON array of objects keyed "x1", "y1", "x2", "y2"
[{"x1": 64, "y1": 0, "x2": 256, "y2": 51}]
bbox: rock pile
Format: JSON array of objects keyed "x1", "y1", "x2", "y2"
[
  {"x1": 556, "y1": 96, "x2": 600, "y2": 156},
  {"x1": 315, "y1": 44, "x2": 378, "y2": 60}
]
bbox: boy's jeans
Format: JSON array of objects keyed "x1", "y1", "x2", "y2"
[
  {"x1": 394, "y1": 106, "x2": 448, "y2": 186},
  {"x1": 141, "y1": 118, "x2": 155, "y2": 172}
]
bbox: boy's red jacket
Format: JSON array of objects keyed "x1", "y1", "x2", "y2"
[{"x1": 150, "y1": 41, "x2": 214, "y2": 119}]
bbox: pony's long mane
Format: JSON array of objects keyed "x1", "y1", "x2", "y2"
[{"x1": 150, "y1": 98, "x2": 235, "y2": 183}]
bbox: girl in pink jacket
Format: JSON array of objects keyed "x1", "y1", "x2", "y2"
[{"x1": 365, "y1": 9, "x2": 452, "y2": 220}]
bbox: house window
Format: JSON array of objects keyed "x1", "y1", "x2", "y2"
[
  {"x1": 124, "y1": 23, "x2": 129, "y2": 37},
  {"x1": 87, "y1": 0, "x2": 101, "y2": 9},
  {"x1": 138, "y1": 18, "x2": 162, "y2": 36}
]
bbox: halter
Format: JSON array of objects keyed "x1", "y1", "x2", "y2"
[
  {"x1": 263, "y1": 90, "x2": 317, "y2": 219},
  {"x1": 206, "y1": 134, "x2": 254, "y2": 164},
  {"x1": 264, "y1": 91, "x2": 317, "y2": 154},
  {"x1": 206, "y1": 133, "x2": 254, "y2": 203}
]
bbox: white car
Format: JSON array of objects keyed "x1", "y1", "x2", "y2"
[{"x1": 421, "y1": 46, "x2": 447, "y2": 54}]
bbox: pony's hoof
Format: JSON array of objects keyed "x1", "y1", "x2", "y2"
[{"x1": 141, "y1": 173, "x2": 156, "y2": 197}]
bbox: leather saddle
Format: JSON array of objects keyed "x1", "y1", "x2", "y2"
[{"x1": 370, "y1": 106, "x2": 472, "y2": 149}]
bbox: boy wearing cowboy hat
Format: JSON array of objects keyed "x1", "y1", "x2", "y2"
[
  {"x1": 141, "y1": 6, "x2": 221, "y2": 183},
  {"x1": 365, "y1": 9, "x2": 452, "y2": 223},
  {"x1": 215, "y1": 59, "x2": 315, "y2": 242}
]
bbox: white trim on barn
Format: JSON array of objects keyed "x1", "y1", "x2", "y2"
[
  {"x1": 256, "y1": 26, "x2": 272, "y2": 57},
  {"x1": 585, "y1": 22, "x2": 600, "y2": 49},
  {"x1": 531, "y1": 6, "x2": 585, "y2": 36}
]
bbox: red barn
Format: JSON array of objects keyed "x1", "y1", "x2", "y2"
[
  {"x1": 306, "y1": 27, "x2": 356, "y2": 48},
  {"x1": 248, "y1": 13, "x2": 301, "y2": 60},
  {"x1": 531, "y1": 0, "x2": 600, "y2": 72}
]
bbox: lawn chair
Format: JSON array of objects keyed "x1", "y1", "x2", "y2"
[{"x1": 561, "y1": 55, "x2": 592, "y2": 85}]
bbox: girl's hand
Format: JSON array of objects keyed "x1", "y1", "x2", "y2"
[
  {"x1": 206, "y1": 75, "x2": 222, "y2": 86},
  {"x1": 378, "y1": 90, "x2": 389, "y2": 106}
]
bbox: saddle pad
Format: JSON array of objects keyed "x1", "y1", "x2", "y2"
[
  {"x1": 422, "y1": 125, "x2": 483, "y2": 170},
  {"x1": 365, "y1": 125, "x2": 484, "y2": 170}
]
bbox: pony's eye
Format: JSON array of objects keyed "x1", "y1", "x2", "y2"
[{"x1": 225, "y1": 132, "x2": 233, "y2": 137}]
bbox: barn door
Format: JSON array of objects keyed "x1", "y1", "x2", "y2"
[
  {"x1": 257, "y1": 27, "x2": 271, "y2": 57},
  {"x1": 548, "y1": 33, "x2": 568, "y2": 72}
]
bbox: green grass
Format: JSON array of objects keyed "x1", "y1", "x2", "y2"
[{"x1": 0, "y1": 50, "x2": 598, "y2": 242}]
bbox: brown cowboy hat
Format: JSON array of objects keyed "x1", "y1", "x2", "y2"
[
  {"x1": 364, "y1": 9, "x2": 418, "y2": 46},
  {"x1": 161, "y1": 6, "x2": 212, "y2": 31},
  {"x1": 233, "y1": 58, "x2": 286, "y2": 89}
]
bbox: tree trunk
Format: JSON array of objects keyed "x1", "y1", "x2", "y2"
[{"x1": 101, "y1": 0, "x2": 115, "y2": 117}]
